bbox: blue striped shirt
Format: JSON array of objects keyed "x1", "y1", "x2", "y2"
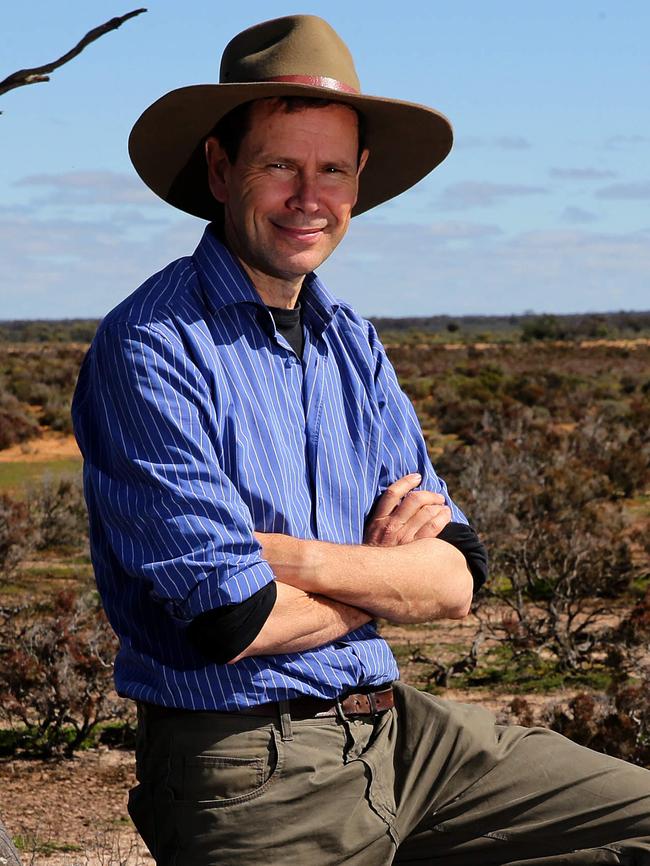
[{"x1": 72, "y1": 224, "x2": 467, "y2": 710}]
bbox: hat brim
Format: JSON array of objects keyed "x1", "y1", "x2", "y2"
[{"x1": 128, "y1": 81, "x2": 453, "y2": 221}]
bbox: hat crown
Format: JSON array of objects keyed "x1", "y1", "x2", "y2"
[{"x1": 219, "y1": 15, "x2": 361, "y2": 92}]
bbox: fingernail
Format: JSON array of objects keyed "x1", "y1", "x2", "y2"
[{"x1": 408, "y1": 472, "x2": 421, "y2": 479}]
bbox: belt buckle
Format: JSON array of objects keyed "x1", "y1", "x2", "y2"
[
  {"x1": 335, "y1": 690, "x2": 380, "y2": 721},
  {"x1": 366, "y1": 691, "x2": 379, "y2": 715}
]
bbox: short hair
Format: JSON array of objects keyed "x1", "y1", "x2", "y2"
[{"x1": 208, "y1": 96, "x2": 367, "y2": 166}]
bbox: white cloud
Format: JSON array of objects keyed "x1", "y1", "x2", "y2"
[
  {"x1": 550, "y1": 167, "x2": 617, "y2": 181},
  {"x1": 437, "y1": 181, "x2": 547, "y2": 211},
  {"x1": 0, "y1": 213, "x2": 202, "y2": 319},
  {"x1": 14, "y1": 170, "x2": 160, "y2": 206},
  {"x1": 319, "y1": 219, "x2": 650, "y2": 317},
  {"x1": 1, "y1": 210, "x2": 648, "y2": 321},
  {"x1": 455, "y1": 135, "x2": 531, "y2": 151},
  {"x1": 604, "y1": 134, "x2": 649, "y2": 150},
  {"x1": 595, "y1": 181, "x2": 650, "y2": 200},
  {"x1": 427, "y1": 221, "x2": 502, "y2": 240},
  {"x1": 493, "y1": 136, "x2": 531, "y2": 150},
  {"x1": 561, "y1": 206, "x2": 598, "y2": 224}
]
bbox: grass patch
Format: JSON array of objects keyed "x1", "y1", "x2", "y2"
[
  {"x1": 442, "y1": 644, "x2": 615, "y2": 694},
  {"x1": 20, "y1": 562, "x2": 92, "y2": 581},
  {"x1": 0, "y1": 459, "x2": 81, "y2": 493},
  {"x1": 0, "y1": 718, "x2": 135, "y2": 759},
  {"x1": 13, "y1": 835, "x2": 83, "y2": 855}
]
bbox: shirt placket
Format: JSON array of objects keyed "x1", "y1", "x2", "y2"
[{"x1": 301, "y1": 325, "x2": 328, "y2": 538}]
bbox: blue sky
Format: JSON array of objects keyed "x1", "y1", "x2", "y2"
[{"x1": 1, "y1": 1, "x2": 648, "y2": 319}]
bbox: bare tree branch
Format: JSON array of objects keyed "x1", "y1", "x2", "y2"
[{"x1": 0, "y1": 9, "x2": 146, "y2": 108}]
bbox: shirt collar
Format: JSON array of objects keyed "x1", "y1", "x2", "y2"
[{"x1": 193, "y1": 223, "x2": 341, "y2": 336}]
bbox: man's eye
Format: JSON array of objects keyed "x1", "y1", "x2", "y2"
[{"x1": 269, "y1": 163, "x2": 289, "y2": 170}]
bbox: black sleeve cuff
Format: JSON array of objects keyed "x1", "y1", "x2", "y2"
[
  {"x1": 186, "y1": 582, "x2": 277, "y2": 664},
  {"x1": 437, "y1": 522, "x2": 488, "y2": 592}
]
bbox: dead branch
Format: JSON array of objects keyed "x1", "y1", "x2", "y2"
[{"x1": 0, "y1": 9, "x2": 146, "y2": 107}]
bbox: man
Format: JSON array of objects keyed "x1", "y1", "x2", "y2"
[{"x1": 72, "y1": 14, "x2": 650, "y2": 866}]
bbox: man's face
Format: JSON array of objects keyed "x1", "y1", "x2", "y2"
[{"x1": 206, "y1": 100, "x2": 368, "y2": 290}]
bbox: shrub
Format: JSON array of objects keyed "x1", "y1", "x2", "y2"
[
  {"x1": 0, "y1": 590, "x2": 129, "y2": 758},
  {"x1": 0, "y1": 494, "x2": 32, "y2": 585},
  {"x1": 479, "y1": 515, "x2": 638, "y2": 672},
  {"x1": 28, "y1": 476, "x2": 88, "y2": 551},
  {"x1": 506, "y1": 682, "x2": 650, "y2": 768},
  {"x1": 0, "y1": 385, "x2": 40, "y2": 449},
  {"x1": 438, "y1": 409, "x2": 641, "y2": 674},
  {"x1": 521, "y1": 315, "x2": 565, "y2": 342}
]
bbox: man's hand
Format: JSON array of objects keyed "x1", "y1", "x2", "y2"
[{"x1": 363, "y1": 473, "x2": 451, "y2": 547}]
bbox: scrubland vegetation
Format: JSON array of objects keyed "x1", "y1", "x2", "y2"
[{"x1": 0, "y1": 313, "x2": 648, "y2": 858}]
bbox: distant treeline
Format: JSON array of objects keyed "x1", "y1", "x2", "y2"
[
  {"x1": 0, "y1": 311, "x2": 649, "y2": 344},
  {"x1": 0, "y1": 319, "x2": 99, "y2": 343},
  {"x1": 371, "y1": 310, "x2": 650, "y2": 342}
]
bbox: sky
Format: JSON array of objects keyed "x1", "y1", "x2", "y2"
[{"x1": 1, "y1": 1, "x2": 648, "y2": 320}]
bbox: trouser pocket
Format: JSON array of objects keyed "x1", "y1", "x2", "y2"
[{"x1": 127, "y1": 781, "x2": 157, "y2": 858}]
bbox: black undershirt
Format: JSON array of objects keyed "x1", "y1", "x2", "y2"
[
  {"x1": 267, "y1": 302, "x2": 304, "y2": 356},
  {"x1": 187, "y1": 302, "x2": 488, "y2": 664}
]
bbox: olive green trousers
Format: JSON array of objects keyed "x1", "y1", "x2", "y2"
[{"x1": 128, "y1": 682, "x2": 650, "y2": 865}]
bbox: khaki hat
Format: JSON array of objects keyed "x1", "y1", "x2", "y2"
[{"x1": 128, "y1": 14, "x2": 453, "y2": 220}]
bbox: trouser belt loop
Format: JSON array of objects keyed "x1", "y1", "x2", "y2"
[
  {"x1": 334, "y1": 695, "x2": 348, "y2": 723},
  {"x1": 278, "y1": 700, "x2": 293, "y2": 742}
]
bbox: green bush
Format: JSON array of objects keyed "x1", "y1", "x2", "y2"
[{"x1": 0, "y1": 385, "x2": 40, "y2": 449}]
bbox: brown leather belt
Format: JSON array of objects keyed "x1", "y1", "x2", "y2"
[
  {"x1": 141, "y1": 685, "x2": 394, "y2": 722},
  {"x1": 241, "y1": 685, "x2": 395, "y2": 720}
]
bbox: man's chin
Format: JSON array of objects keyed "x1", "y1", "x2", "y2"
[{"x1": 268, "y1": 247, "x2": 334, "y2": 279}]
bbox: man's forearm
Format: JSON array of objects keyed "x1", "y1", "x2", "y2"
[
  {"x1": 257, "y1": 534, "x2": 473, "y2": 624},
  {"x1": 230, "y1": 580, "x2": 371, "y2": 663}
]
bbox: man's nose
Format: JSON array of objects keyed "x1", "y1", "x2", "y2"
[{"x1": 287, "y1": 173, "x2": 320, "y2": 214}]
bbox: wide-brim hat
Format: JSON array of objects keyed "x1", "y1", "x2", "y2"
[{"x1": 129, "y1": 14, "x2": 453, "y2": 220}]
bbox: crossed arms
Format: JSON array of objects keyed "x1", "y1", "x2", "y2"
[{"x1": 232, "y1": 474, "x2": 474, "y2": 662}]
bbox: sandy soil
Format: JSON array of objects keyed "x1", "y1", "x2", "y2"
[
  {"x1": 0, "y1": 749, "x2": 152, "y2": 865},
  {"x1": 0, "y1": 433, "x2": 81, "y2": 464}
]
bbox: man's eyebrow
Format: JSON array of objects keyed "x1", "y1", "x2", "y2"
[{"x1": 253, "y1": 150, "x2": 356, "y2": 171}]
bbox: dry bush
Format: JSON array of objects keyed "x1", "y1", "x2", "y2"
[
  {"x1": 0, "y1": 343, "x2": 87, "y2": 437},
  {"x1": 505, "y1": 681, "x2": 650, "y2": 768},
  {"x1": 437, "y1": 409, "x2": 643, "y2": 674},
  {"x1": 0, "y1": 590, "x2": 129, "y2": 758},
  {"x1": 0, "y1": 494, "x2": 33, "y2": 585},
  {"x1": 0, "y1": 384, "x2": 40, "y2": 449},
  {"x1": 28, "y1": 476, "x2": 88, "y2": 551}
]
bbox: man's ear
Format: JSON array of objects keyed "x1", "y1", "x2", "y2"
[
  {"x1": 205, "y1": 137, "x2": 230, "y2": 204},
  {"x1": 357, "y1": 148, "x2": 370, "y2": 178}
]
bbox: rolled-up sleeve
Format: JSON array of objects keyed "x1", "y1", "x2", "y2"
[
  {"x1": 366, "y1": 321, "x2": 468, "y2": 526},
  {"x1": 74, "y1": 321, "x2": 275, "y2": 622}
]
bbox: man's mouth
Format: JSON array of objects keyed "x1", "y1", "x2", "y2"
[{"x1": 272, "y1": 223, "x2": 327, "y2": 243}]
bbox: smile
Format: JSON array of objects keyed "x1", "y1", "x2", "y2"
[{"x1": 272, "y1": 224, "x2": 327, "y2": 243}]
